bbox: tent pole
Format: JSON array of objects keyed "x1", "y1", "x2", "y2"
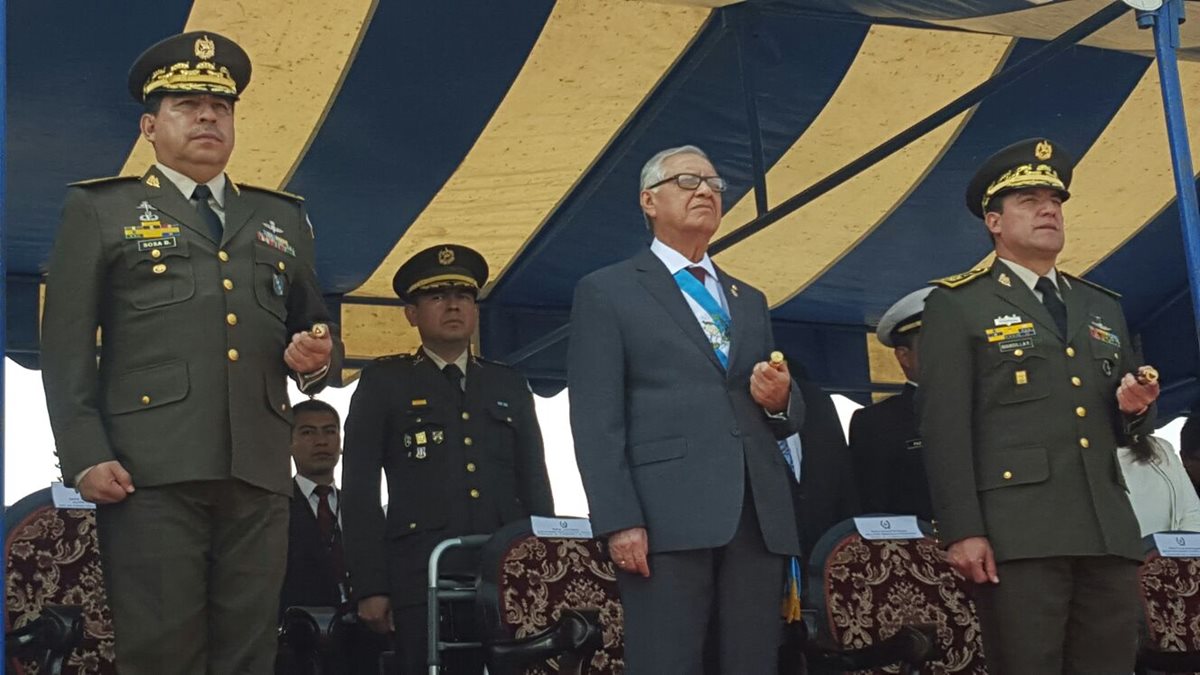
[{"x1": 1140, "y1": 0, "x2": 1200, "y2": 350}]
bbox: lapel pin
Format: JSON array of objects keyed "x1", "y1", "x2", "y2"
[
  {"x1": 998, "y1": 273, "x2": 1012, "y2": 288},
  {"x1": 146, "y1": 175, "x2": 160, "y2": 189},
  {"x1": 730, "y1": 284, "x2": 739, "y2": 298}
]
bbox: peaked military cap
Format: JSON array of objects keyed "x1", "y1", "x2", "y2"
[
  {"x1": 392, "y1": 244, "x2": 489, "y2": 303},
  {"x1": 877, "y1": 286, "x2": 934, "y2": 348},
  {"x1": 965, "y1": 138, "x2": 1074, "y2": 218},
  {"x1": 128, "y1": 31, "x2": 252, "y2": 103}
]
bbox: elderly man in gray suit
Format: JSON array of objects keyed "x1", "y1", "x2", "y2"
[{"x1": 568, "y1": 145, "x2": 803, "y2": 674}]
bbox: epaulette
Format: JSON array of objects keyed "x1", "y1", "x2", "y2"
[
  {"x1": 375, "y1": 352, "x2": 414, "y2": 363},
  {"x1": 473, "y1": 355, "x2": 513, "y2": 369},
  {"x1": 235, "y1": 182, "x2": 305, "y2": 203},
  {"x1": 930, "y1": 267, "x2": 989, "y2": 289},
  {"x1": 1064, "y1": 273, "x2": 1121, "y2": 299},
  {"x1": 67, "y1": 175, "x2": 139, "y2": 188}
]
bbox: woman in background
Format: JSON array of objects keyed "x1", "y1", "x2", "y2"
[{"x1": 1119, "y1": 435, "x2": 1200, "y2": 536}]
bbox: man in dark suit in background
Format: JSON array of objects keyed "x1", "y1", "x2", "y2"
[
  {"x1": 568, "y1": 145, "x2": 803, "y2": 674},
  {"x1": 849, "y1": 287, "x2": 934, "y2": 520},
  {"x1": 342, "y1": 245, "x2": 554, "y2": 674},
  {"x1": 281, "y1": 399, "x2": 348, "y2": 615},
  {"x1": 41, "y1": 31, "x2": 341, "y2": 674}
]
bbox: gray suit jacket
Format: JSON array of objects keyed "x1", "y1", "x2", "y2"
[{"x1": 568, "y1": 247, "x2": 803, "y2": 556}]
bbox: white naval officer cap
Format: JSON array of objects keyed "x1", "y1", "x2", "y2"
[{"x1": 876, "y1": 286, "x2": 935, "y2": 348}]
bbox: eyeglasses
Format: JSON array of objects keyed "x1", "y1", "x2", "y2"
[{"x1": 646, "y1": 173, "x2": 728, "y2": 193}]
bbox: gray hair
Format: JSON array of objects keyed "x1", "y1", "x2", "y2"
[{"x1": 639, "y1": 145, "x2": 711, "y2": 191}]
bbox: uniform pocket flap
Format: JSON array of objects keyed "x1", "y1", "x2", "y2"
[
  {"x1": 977, "y1": 446, "x2": 1049, "y2": 491},
  {"x1": 487, "y1": 403, "x2": 516, "y2": 424},
  {"x1": 629, "y1": 437, "x2": 687, "y2": 467},
  {"x1": 105, "y1": 360, "x2": 189, "y2": 415}
]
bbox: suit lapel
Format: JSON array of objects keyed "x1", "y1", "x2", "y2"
[
  {"x1": 222, "y1": 178, "x2": 257, "y2": 245},
  {"x1": 139, "y1": 165, "x2": 217, "y2": 244},
  {"x1": 714, "y1": 264, "x2": 744, "y2": 375},
  {"x1": 634, "y1": 249, "x2": 725, "y2": 373},
  {"x1": 989, "y1": 260, "x2": 1062, "y2": 342},
  {"x1": 1060, "y1": 275, "x2": 1090, "y2": 343}
]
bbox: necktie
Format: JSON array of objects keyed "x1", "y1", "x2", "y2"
[
  {"x1": 191, "y1": 184, "x2": 224, "y2": 243},
  {"x1": 443, "y1": 363, "x2": 465, "y2": 392},
  {"x1": 1035, "y1": 276, "x2": 1068, "y2": 337},
  {"x1": 687, "y1": 266, "x2": 706, "y2": 283},
  {"x1": 313, "y1": 484, "x2": 347, "y2": 587}
]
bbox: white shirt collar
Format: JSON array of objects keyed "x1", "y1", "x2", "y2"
[
  {"x1": 422, "y1": 346, "x2": 470, "y2": 373},
  {"x1": 294, "y1": 474, "x2": 336, "y2": 500},
  {"x1": 650, "y1": 238, "x2": 718, "y2": 279},
  {"x1": 998, "y1": 257, "x2": 1059, "y2": 293},
  {"x1": 155, "y1": 162, "x2": 227, "y2": 207}
]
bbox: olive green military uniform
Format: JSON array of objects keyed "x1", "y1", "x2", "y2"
[
  {"x1": 41, "y1": 163, "x2": 342, "y2": 674},
  {"x1": 919, "y1": 260, "x2": 1149, "y2": 674},
  {"x1": 342, "y1": 349, "x2": 554, "y2": 673}
]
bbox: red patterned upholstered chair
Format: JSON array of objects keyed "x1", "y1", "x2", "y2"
[
  {"x1": 6, "y1": 488, "x2": 115, "y2": 675},
  {"x1": 803, "y1": 517, "x2": 987, "y2": 675},
  {"x1": 473, "y1": 521, "x2": 622, "y2": 675},
  {"x1": 1136, "y1": 532, "x2": 1200, "y2": 674}
]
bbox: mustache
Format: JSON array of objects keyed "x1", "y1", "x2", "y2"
[{"x1": 189, "y1": 126, "x2": 225, "y2": 141}]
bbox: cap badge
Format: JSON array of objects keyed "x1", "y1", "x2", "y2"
[
  {"x1": 1035, "y1": 140, "x2": 1053, "y2": 161},
  {"x1": 195, "y1": 35, "x2": 216, "y2": 60},
  {"x1": 438, "y1": 247, "x2": 455, "y2": 265}
]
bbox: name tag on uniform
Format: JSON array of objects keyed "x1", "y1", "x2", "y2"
[
  {"x1": 1154, "y1": 532, "x2": 1200, "y2": 558},
  {"x1": 530, "y1": 516, "x2": 593, "y2": 539},
  {"x1": 854, "y1": 516, "x2": 923, "y2": 540}
]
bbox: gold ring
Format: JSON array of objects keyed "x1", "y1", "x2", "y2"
[{"x1": 310, "y1": 323, "x2": 328, "y2": 339}]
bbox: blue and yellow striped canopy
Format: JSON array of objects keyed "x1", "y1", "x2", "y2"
[{"x1": 7, "y1": 0, "x2": 1200, "y2": 413}]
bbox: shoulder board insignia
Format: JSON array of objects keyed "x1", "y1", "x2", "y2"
[
  {"x1": 374, "y1": 352, "x2": 413, "y2": 363},
  {"x1": 930, "y1": 267, "x2": 989, "y2": 289},
  {"x1": 238, "y1": 183, "x2": 305, "y2": 202},
  {"x1": 1065, "y1": 274, "x2": 1121, "y2": 299},
  {"x1": 67, "y1": 175, "x2": 139, "y2": 188},
  {"x1": 474, "y1": 355, "x2": 513, "y2": 369}
]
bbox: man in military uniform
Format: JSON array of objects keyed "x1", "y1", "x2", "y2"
[
  {"x1": 918, "y1": 138, "x2": 1160, "y2": 674},
  {"x1": 341, "y1": 244, "x2": 554, "y2": 674},
  {"x1": 849, "y1": 287, "x2": 934, "y2": 520},
  {"x1": 40, "y1": 31, "x2": 341, "y2": 675}
]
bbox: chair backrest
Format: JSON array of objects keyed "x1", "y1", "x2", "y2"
[
  {"x1": 807, "y1": 516, "x2": 987, "y2": 674},
  {"x1": 6, "y1": 488, "x2": 116, "y2": 675},
  {"x1": 475, "y1": 520, "x2": 623, "y2": 674},
  {"x1": 1138, "y1": 532, "x2": 1200, "y2": 653}
]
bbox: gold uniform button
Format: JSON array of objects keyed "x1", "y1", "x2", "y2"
[
  {"x1": 1075, "y1": 406, "x2": 1087, "y2": 418},
  {"x1": 1066, "y1": 347, "x2": 1076, "y2": 357},
  {"x1": 218, "y1": 250, "x2": 230, "y2": 262},
  {"x1": 152, "y1": 263, "x2": 167, "y2": 274},
  {"x1": 277, "y1": 261, "x2": 286, "y2": 272},
  {"x1": 150, "y1": 249, "x2": 162, "y2": 259},
  {"x1": 1079, "y1": 437, "x2": 1090, "y2": 449},
  {"x1": 1013, "y1": 349, "x2": 1024, "y2": 357},
  {"x1": 506, "y1": 417, "x2": 513, "y2": 423},
  {"x1": 1002, "y1": 471, "x2": 1013, "y2": 480},
  {"x1": 141, "y1": 395, "x2": 151, "y2": 405},
  {"x1": 469, "y1": 489, "x2": 480, "y2": 499},
  {"x1": 409, "y1": 522, "x2": 417, "y2": 530},
  {"x1": 222, "y1": 279, "x2": 234, "y2": 291},
  {"x1": 464, "y1": 437, "x2": 474, "y2": 446},
  {"x1": 227, "y1": 348, "x2": 240, "y2": 362},
  {"x1": 1071, "y1": 376, "x2": 1082, "y2": 387},
  {"x1": 226, "y1": 313, "x2": 238, "y2": 326},
  {"x1": 466, "y1": 462, "x2": 477, "y2": 472},
  {"x1": 461, "y1": 412, "x2": 470, "y2": 421},
  {"x1": 280, "y1": 403, "x2": 289, "y2": 412}
]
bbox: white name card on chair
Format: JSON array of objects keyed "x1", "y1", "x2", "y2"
[
  {"x1": 854, "y1": 516, "x2": 923, "y2": 540},
  {"x1": 1154, "y1": 532, "x2": 1200, "y2": 558},
  {"x1": 531, "y1": 516, "x2": 593, "y2": 539},
  {"x1": 51, "y1": 481, "x2": 96, "y2": 510}
]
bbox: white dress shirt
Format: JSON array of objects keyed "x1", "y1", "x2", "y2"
[
  {"x1": 294, "y1": 474, "x2": 342, "y2": 527},
  {"x1": 156, "y1": 162, "x2": 227, "y2": 226},
  {"x1": 422, "y1": 347, "x2": 470, "y2": 390},
  {"x1": 998, "y1": 257, "x2": 1063, "y2": 301}
]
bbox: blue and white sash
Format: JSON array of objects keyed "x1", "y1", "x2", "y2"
[{"x1": 672, "y1": 268, "x2": 731, "y2": 368}]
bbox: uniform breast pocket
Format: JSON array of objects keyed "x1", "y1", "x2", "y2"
[
  {"x1": 121, "y1": 239, "x2": 195, "y2": 310},
  {"x1": 987, "y1": 350, "x2": 1050, "y2": 405},
  {"x1": 1088, "y1": 336, "x2": 1124, "y2": 383},
  {"x1": 253, "y1": 243, "x2": 292, "y2": 323},
  {"x1": 486, "y1": 403, "x2": 518, "y2": 456},
  {"x1": 396, "y1": 406, "x2": 447, "y2": 462}
]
